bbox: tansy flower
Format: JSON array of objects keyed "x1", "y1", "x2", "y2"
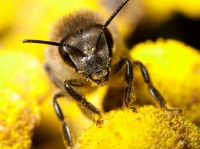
[{"x1": 76, "y1": 106, "x2": 200, "y2": 149}]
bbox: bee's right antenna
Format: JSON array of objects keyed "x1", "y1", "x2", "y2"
[
  {"x1": 95, "y1": 0, "x2": 129, "y2": 49},
  {"x1": 103, "y1": 0, "x2": 129, "y2": 30}
]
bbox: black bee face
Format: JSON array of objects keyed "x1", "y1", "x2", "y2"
[{"x1": 59, "y1": 26, "x2": 113, "y2": 85}]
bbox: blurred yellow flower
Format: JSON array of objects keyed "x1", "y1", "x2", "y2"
[
  {"x1": 0, "y1": 90, "x2": 40, "y2": 149},
  {"x1": 0, "y1": 50, "x2": 49, "y2": 100},
  {"x1": 0, "y1": 50, "x2": 49, "y2": 148}
]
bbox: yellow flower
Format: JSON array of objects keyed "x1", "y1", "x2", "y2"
[
  {"x1": 76, "y1": 106, "x2": 200, "y2": 149},
  {"x1": 130, "y1": 39, "x2": 200, "y2": 124},
  {"x1": 0, "y1": 90, "x2": 40, "y2": 149},
  {"x1": 0, "y1": 50, "x2": 49, "y2": 148}
]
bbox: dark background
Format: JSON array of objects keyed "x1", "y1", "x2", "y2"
[{"x1": 126, "y1": 14, "x2": 200, "y2": 51}]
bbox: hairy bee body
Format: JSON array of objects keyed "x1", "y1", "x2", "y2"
[{"x1": 23, "y1": 1, "x2": 179, "y2": 147}]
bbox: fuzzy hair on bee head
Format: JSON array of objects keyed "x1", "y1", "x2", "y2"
[{"x1": 49, "y1": 10, "x2": 119, "y2": 51}]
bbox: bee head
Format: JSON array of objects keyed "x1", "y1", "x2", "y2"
[
  {"x1": 58, "y1": 25, "x2": 114, "y2": 85},
  {"x1": 22, "y1": 0, "x2": 129, "y2": 86}
]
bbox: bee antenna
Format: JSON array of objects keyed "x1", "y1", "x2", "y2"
[
  {"x1": 95, "y1": 0, "x2": 129, "y2": 49},
  {"x1": 22, "y1": 39, "x2": 65, "y2": 47},
  {"x1": 102, "y1": 0, "x2": 129, "y2": 30}
]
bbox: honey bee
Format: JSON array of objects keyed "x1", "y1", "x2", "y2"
[{"x1": 23, "y1": 0, "x2": 180, "y2": 148}]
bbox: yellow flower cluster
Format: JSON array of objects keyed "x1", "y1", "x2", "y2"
[
  {"x1": 76, "y1": 106, "x2": 200, "y2": 149},
  {"x1": 130, "y1": 39, "x2": 200, "y2": 125},
  {"x1": 0, "y1": 50, "x2": 49, "y2": 149}
]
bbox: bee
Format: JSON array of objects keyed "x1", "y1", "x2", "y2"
[{"x1": 23, "y1": 0, "x2": 180, "y2": 148}]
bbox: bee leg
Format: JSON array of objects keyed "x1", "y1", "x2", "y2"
[
  {"x1": 44, "y1": 64, "x2": 101, "y2": 119},
  {"x1": 113, "y1": 58, "x2": 133, "y2": 108},
  {"x1": 44, "y1": 64, "x2": 100, "y2": 146},
  {"x1": 132, "y1": 61, "x2": 181, "y2": 112},
  {"x1": 64, "y1": 80, "x2": 101, "y2": 121},
  {"x1": 63, "y1": 79, "x2": 101, "y2": 121},
  {"x1": 131, "y1": 61, "x2": 166, "y2": 108},
  {"x1": 113, "y1": 59, "x2": 181, "y2": 112},
  {"x1": 53, "y1": 92, "x2": 74, "y2": 148}
]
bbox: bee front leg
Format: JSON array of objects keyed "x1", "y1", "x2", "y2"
[
  {"x1": 64, "y1": 80, "x2": 101, "y2": 121},
  {"x1": 113, "y1": 58, "x2": 162, "y2": 108},
  {"x1": 44, "y1": 64, "x2": 74, "y2": 147},
  {"x1": 113, "y1": 59, "x2": 181, "y2": 112},
  {"x1": 52, "y1": 80, "x2": 101, "y2": 148},
  {"x1": 44, "y1": 64, "x2": 101, "y2": 119},
  {"x1": 45, "y1": 64, "x2": 101, "y2": 147},
  {"x1": 113, "y1": 58, "x2": 133, "y2": 108},
  {"x1": 132, "y1": 61, "x2": 181, "y2": 112},
  {"x1": 131, "y1": 61, "x2": 167, "y2": 109},
  {"x1": 53, "y1": 92, "x2": 74, "y2": 148}
]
